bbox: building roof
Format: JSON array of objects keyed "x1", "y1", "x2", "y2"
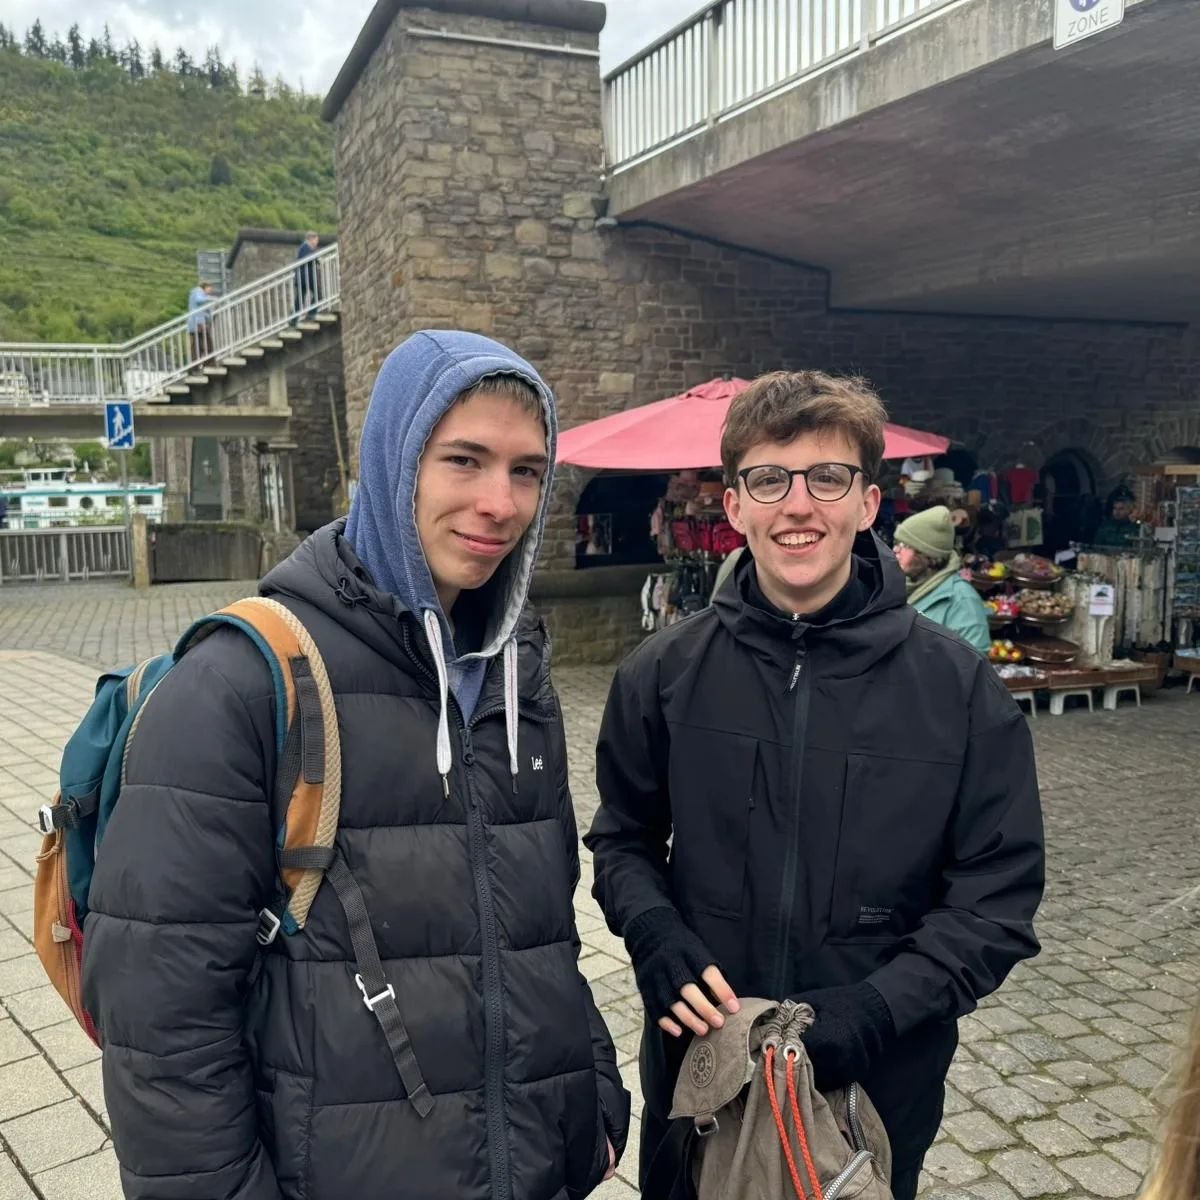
[{"x1": 322, "y1": 0, "x2": 606, "y2": 121}]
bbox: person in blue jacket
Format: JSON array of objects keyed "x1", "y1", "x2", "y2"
[{"x1": 893, "y1": 506, "x2": 991, "y2": 653}]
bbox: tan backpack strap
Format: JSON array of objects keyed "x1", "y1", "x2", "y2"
[{"x1": 219, "y1": 597, "x2": 342, "y2": 931}]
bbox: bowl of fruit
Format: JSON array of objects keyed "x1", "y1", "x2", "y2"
[
  {"x1": 988, "y1": 639, "x2": 1026, "y2": 664},
  {"x1": 1014, "y1": 589, "x2": 1074, "y2": 627},
  {"x1": 984, "y1": 596, "x2": 1022, "y2": 628},
  {"x1": 963, "y1": 556, "x2": 1009, "y2": 593},
  {"x1": 1009, "y1": 553, "x2": 1063, "y2": 590},
  {"x1": 1013, "y1": 636, "x2": 1078, "y2": 665}
]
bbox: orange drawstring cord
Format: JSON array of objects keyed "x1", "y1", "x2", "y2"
[
  {"x1": 786, "y1": 1049, "x2": 826, "y2": 1200},
  {"x1": 764, "y1": 1045, "x2": 809, "y2": 1199}
]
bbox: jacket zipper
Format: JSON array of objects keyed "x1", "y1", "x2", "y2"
[
  {"x1": 401, "y1": 625, "x2": 512, "y2": 1200},
  {"x1": 771, "y1": 642, "x2": 809, "y2": 999}
]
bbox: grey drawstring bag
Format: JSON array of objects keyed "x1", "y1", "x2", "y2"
[{"x1": 670, "y1": 998, "x2": 894, "y2": 1200}]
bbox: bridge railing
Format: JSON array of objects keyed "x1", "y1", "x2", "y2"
[
  {"x1": 604, "y1": 0, "x2": 961, "y2": 171},
  {"x1": 0, "y1": 243, "x2": 340, "y2": 407}
]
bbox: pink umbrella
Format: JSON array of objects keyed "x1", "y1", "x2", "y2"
[{"x1": 557, "y1": 377, "x2": 949, "y2": 471}]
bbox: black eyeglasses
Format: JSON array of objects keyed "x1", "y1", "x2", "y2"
[{"x1": 737, "y1": 462, "x2": 867, "y2": 504}]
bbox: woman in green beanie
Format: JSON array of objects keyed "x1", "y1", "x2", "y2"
[{"x1": 893, "y1": 506, "x2": 991, "y2": 653}]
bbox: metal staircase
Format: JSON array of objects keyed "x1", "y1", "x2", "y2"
[{"x1": 0, "y1": 244, "x2": 340, "y2": 409}]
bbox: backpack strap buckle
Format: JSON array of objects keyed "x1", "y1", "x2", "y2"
[
  {"x1": 355, "y1": 973, "x2": 396, "y2": 1012},
  {"x1": 255, "y1": 908, "x2": 282, "y2": 947},
  {"x1": 37, "y1": 805, "x2": 58, "y2": 835}
]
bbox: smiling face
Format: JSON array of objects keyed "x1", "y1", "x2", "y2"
[
  {"x1": 415, "y1": 391, "x2": 548, "y2": 614},
  {"x1": 724, "y1": 428, "x2": 881, "y2": 616}
]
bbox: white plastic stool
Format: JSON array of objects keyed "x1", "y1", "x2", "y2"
[
  {"x1": 1188, "y1": 672, "x2": 1197, "y2": 695},
  {"x1": 1009, "y1": 690, "x2": 1037, "y2": 719},
  {"x1": 1102, "y1": 683, "x2": 1141, "y2": 710},
  {"x1": 1048, "y1": 688, "x2": 1094, "y2": 716}
]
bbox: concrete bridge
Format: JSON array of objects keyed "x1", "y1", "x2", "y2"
[{"x1": 605, "y1": 0, "x2": 1199, "y2": 322}]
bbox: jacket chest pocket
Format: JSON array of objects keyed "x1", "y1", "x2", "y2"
[
  {"x1": 829, "y1": 753, "x2": 960, "y2": 941},
  {"x1": 668, "y1": 729, "x2": 758, "y2": 919}
]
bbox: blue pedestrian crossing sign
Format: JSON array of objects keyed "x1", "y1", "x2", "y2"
[{"x1": 105, "y1": 401, "x2": 136, "y2": 450}]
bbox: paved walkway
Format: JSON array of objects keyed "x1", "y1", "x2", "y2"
[{"x1": 0, "y1": 582, "x2": 1197, "y2": 1199}]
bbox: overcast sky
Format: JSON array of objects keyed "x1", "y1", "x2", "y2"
[{"x1": 3, "y1": 0, "x2": 694, "y2": 92}]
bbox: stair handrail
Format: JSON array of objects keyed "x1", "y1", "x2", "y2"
[{"x1": 0, "y1": 243, "x2": 340, "y2": 404}]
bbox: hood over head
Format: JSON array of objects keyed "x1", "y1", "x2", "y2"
[
  {"x1": 341, "y1": 330, "x2": 557, "y2": 795},
  {"x1": 344, "y1": 330, "x2": 557, "y2": 661}
]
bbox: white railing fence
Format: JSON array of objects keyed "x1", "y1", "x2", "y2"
[
  {"x1": 0, "y1": 526, "x2": 131, "y2": 584},
  {"x1": 604, "y1": 0, "x2": 961, "y2": 170},
  {"x1": 0, "y1": 244, "x2": 340, "y2": 408}
]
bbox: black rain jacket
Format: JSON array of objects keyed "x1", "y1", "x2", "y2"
[{"x1": 585, "y1": 535, "x2": 1043, "y2": 1179}]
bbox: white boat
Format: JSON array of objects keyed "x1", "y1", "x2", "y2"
[{"x1": 0, "y1": 468, "x2": 165, "y2": 530}]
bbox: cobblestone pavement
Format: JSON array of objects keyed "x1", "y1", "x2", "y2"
[{"x1": 0, "y1": 582, "x2": 1197, "y2": 1199}]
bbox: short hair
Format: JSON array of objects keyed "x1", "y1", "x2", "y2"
[
  {"x1": 305, "y1": 231, "x2": 319, "y2": 241},
  {"x1": 456, "y1": 372, "x2": 544, "y2": 421},
  {"x1": 721, "y1": 370, "x2": 887, "y2": 485}
]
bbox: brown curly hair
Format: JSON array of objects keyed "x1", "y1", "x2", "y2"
[{"x1": 720, "y1": 371, "x2": 887, "y2": 486}]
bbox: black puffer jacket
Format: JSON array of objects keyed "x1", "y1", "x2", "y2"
[
  {"x1": 586, "y1": 535, "x2": 1043, "y2": 1182},
  {"x1": 83, "y1": 525, "x2": 629, "y2": 1200}
]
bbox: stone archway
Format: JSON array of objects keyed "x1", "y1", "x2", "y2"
[{"x1": 1041, "y1": 446, "x2": 1103, "y2": 552}]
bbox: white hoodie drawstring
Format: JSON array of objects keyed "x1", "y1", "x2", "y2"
[
  {"x1": 423, "y1": 610, "x2": 453, "y2": 797},
  {"x1": 503, "y1": 638, "x2": 519, "y2": 793},
  {"x1": 424, "y1": 614, "x2": 520, "y2": 797}
]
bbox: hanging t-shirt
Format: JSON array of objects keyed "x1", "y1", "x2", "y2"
[{"x1": 1005, "y1": 467, "x2": 1039, "y2": 506}]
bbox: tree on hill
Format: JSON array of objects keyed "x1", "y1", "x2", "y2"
[
  {"x1": 150, "y1": 45, "x2": 165, "y2": 74},
  {"x1": 24, "y1": 20, "x2": 47, "y2": 57},
  {"x1": 67, "y1": 24, "x2": 85, "y2": 69}
]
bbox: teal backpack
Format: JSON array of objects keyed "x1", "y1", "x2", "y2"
[{"x1": 31, "y1": 596, "x2": 434, "y2": 1115}]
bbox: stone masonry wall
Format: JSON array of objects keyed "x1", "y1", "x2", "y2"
[{"x1": 227, "y1": 232, "x2": 350, "y2": 531}]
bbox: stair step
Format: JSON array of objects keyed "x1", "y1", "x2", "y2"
[
  {"x1": 144, "y1": 393, "x2": 173, "y2": 404},
  {"x1": 278, "y1": 330, "x2": 303, "y2": 342},
  {"x1": 296, "y1": 321, "x2": 321, "y2": 332},
  {"x1": 165, "y1": 384, "x2": 191, "y2": 396},
  {"x1": 314, "y1": 312, "x2": 339, "y2": 324},
  {"x1": 258, "y1": 339, "x2": 284, "y2": 350},
  {"x1": 220, "y1": 356, "x2": 247, "y2": 368},
  {"x1": 241, "y1": 347, "x2": 266, "y2": 358},
  {"x1": 184, "y1": 374, "x2": 210, "y2": 386},
  {"x1": 202, "y1": 365, "x2": 229, "y2": 377}
]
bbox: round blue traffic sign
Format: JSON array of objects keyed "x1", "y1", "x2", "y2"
[{"x1": 1069, "y1": 0, "x2": 1100, "y2": 10}]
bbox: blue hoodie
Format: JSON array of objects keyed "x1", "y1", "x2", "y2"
[{"x1": 344, "y1": 331, "x2": 558, "y2": 728}]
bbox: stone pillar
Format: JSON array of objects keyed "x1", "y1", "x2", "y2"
[
  {"x1": 130, "y1": 513, "x2": 151, "y2": 589},
  {"x1": 156, "y1": 437, "x2": 190, "y2": 523}
]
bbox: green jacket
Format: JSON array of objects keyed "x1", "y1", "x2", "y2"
[{"x1": 911, "y1": 573, "x2": 991, "y2": 654}]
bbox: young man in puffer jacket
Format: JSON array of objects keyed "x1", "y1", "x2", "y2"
[{"x1": 84, "y1": 331, "x2": 630, "y2": 1200}]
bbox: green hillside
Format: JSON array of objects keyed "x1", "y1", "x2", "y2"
[{"x1": 0, "y1": 44, "x2": 337, "y2": 343}]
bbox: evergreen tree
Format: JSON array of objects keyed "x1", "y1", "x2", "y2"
[
  {"x1": 102, "y1": 24, "x2": 116, "y2": 62},
  {"x1": 67, "y1": 24, "x2": 85, "y2": 69},
  {"x1": 174, "y1": 46, "x2": 194, "y2": 77},
  {"x1": 150, "y1": 44, "x2": 165, "y2": 74},
  {"x1": 126, "y1": 39, "x2": 144, "y2": 79},
  {"x1": 24, "y1": 20, "x2": 48, "y2": 57},
  {"x1": 86, "y1": 37, "x2": 103, "y2": 65},
  {"x1": 247, "y1": 63, "x2": 268, "y2": 97},
  {"x1": 225, "y1": 59, "x2": 241, "y2": 93},
  {"x1": 48, "y1": 34, "x2": 68, "y2": 63},
  {"x1": 0, "y1": 23, "x2": 16, "y2": 51}
]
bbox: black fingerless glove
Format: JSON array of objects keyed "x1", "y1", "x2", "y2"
[
  {"x1": 792, "y1": 982, "x2": 895, "y2": 1090},
  {"x1": 624, "y1": 907, "x2": 720, "y2": 1021}
]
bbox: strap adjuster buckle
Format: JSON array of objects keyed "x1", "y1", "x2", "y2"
[
  {"x1": 355, "y1": 973, "x2": 395, "y2": 1012},
  {"x1": 37, "y1": 805, "x2": 57, "y2": 835},
  {"x1": 255, "y1": 908, "x2": 282, "y2": 946}
]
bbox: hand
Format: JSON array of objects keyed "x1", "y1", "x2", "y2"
[
  {"x1": 793, "y1": 983, "x2": 894, "y2": 1090},
  {"x1": 657, "y1": 964, "x2": 741, "y2": 1039},
  {"x1": 624, "y1": 907, "x2": 741, "y2": 1039},
  {"x1": 602, "y1": 1138, "x2": 616, "y2": 1182}
]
